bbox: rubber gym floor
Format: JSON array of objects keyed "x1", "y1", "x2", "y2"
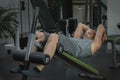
[{"x1": 0, "y1": 43, "x2": 120, "y2": 80}]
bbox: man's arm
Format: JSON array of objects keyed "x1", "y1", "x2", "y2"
[{"x1": 73, "y1": 23, "x2": 90, "y2": 39}]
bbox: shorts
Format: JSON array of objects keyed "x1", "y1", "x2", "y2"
[{"x1": 70, "y1": 38, "x2": 93, "y2": 58}]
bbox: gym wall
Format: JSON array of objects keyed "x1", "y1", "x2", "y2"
[
  {"x1": 73, "y1": 5, "x2": 85, "y2": 23},
  {"x1": 107, "y1": 0, "x2": 120, "y2": 50},
  {"x1": 107, "y1": 0, "x2": 120, "y2": 35}
]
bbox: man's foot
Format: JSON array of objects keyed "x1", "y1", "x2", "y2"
[
  {"x1": 22, "y1": 67, "x2": 41, "y2": 77},
  {"x1": 10, "y1": 65, "x2": 24, "y2": 73}
]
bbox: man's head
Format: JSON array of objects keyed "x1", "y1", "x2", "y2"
[{"x1": 83, "y1": 29, "x2": 96, "y2": 40}]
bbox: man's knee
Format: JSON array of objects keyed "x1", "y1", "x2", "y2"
[
  {"x1": 48, "y1": 33, "x2": 59, "y2": 43},
  {"x1": 36, "y1": 32, "x2": 44, "y2": 37},
  {"x1": 36, "y1": 32, "x2": 45, "y2": 42}
]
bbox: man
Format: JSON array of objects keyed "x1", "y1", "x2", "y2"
[{"x1": 11, "y1": 23, "x2": 107, "y2": 77}]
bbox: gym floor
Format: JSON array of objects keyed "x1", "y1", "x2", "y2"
[{"x1": 0, "y1": 43, "x2": 120, "y2": 80}]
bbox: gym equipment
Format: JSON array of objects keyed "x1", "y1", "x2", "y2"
[
  {"x1": 11, "y1": 6, "x2": 50, "y2": 80},
  {"x1": 107, "y1": 23, "x2": 120, "y2": 68},
  {"x1": 83, "y1": 0, "x2": 107, "y2": 29},
  {"x1": 30, "y1": 0, "x2": 60, "y2": 33},
  {"x1": 19, "y1": 0, "x2": 30, "y2": 50},
  {"x1": 12, "y1": 50, "x2": 50, "y2": 65},
  {"x1": 9, "y1": 0, "x2": 105, "y2": 80},
  {"x1": 57, "y1": 18, "x2": 78, "y2": 37},
  {"x1": 107, "y1": 35, "x2": 120, "y2": 68}
]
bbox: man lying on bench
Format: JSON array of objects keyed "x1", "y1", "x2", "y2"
[{"x1": 10, "y1": 23, "x2": 107, "y2": 77}]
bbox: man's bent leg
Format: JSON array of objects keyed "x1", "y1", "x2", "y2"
[
  {"x1": 91, "y1": 24, "x2": 106, "y2": 55},
  {"x1": 35, "y1": 31, "x2": 46, "y2": 42},
  {"x1": 36, "y1": 33, "x2": 59, "y2": 71},
  {"x1": 22, "y1": 33, "x2": 59, "y2": 77},
  {"x1": 10, "y1": 32, "x2": 46, "y2": 73}
]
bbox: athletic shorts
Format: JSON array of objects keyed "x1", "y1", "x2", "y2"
[
  {"x1": 58, "y1": 33, "x2": 93, "y2": 58},
  {"x1": 69, "y1": 38, "x2": 93, "y2": 58}
]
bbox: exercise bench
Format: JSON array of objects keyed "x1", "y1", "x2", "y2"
[{"x1": 6, "y1": 0, "x2": 105, "y2": 80}]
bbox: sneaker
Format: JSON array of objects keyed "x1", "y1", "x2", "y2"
[
  {"x1": 22, "y1": 67, "x2": 41, "y2": 77},
  {"x1": 10, "y1": 65, "x2": 24, "y2": 73}
]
